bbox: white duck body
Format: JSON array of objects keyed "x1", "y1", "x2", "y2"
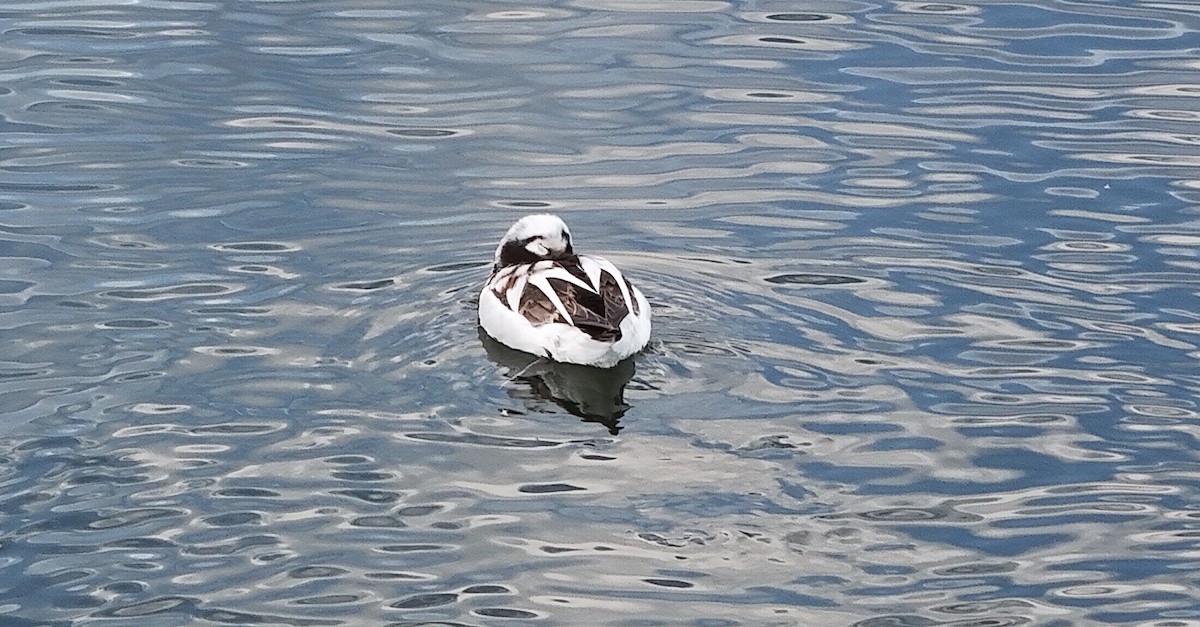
[{"x1": 478, "y1": 215, "x2": 651, "y2": 368}]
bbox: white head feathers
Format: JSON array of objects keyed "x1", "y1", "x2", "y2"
[{"x1": 494, "y1": 214, "x2": 573, "y2": 265}]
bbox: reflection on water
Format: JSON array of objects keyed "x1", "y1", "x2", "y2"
[
  {"x1": 2, "y1": 0, "x2": 1200, "y2": 624},
  {"x1": 480, "y1": 330, "x2": 635, "y2": 435}
]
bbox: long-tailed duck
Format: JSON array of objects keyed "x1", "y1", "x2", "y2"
[{"x1": 478, "y1": 214, "x2": 651, "y2": 368}]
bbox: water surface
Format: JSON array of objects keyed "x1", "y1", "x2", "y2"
[{"x1": 2, "y1": 0, "x2": 1199, "y2": 624}]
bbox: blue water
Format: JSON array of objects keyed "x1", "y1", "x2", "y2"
[{"x1": 2, "y1": 0, "x2": 1199, "y2": 624}]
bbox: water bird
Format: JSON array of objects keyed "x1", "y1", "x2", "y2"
[{"x1": 478, "y1": 214, "x2": 651, "y2": 368}]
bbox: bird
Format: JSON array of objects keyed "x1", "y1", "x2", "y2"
[{"x1": 478, "y1": 214, "x2": 651, "y2": 368}]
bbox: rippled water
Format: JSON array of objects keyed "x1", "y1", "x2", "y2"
[{"x1": 3, "y1": 0, "x2": 1199, "y2": 624}]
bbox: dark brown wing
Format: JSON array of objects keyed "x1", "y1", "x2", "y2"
[
  {"x1": 518, "y1": 282, "x2": 569, "y2": 326},
  {"x1": 494, "y1": 258, "x2": 633, "y2": 342},
  {"x1": 489, "y1": 269, "x2": 519, "y2": 303},
  {"x1": 547, "y1": 268, "x2": 628, "y2": 343},
  {"x1": 623, "y1": 275, "x2": 640, "y2": 316},
  {"x1": 489, "y1": 266, "x2": 567, "y2": 326},
  {"x1": 558, "y1": 255, "x2": 591, "y2": 285}
]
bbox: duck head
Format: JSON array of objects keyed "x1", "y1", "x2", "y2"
[{"x1": 494, "y1": 214, "x2": 574, "y2": 268}]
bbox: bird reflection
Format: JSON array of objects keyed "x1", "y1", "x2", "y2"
[{"x1": 479, "y1": 328, "x2": 635, "y2": 434}]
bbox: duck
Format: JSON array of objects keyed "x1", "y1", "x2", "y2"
[{"x1": 478, "y1": 214, "x2": 651, "y2": 368}]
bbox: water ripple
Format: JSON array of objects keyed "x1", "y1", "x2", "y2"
[{"x1": 1, "y1": 0, "x2": 1198, "y2": 624}]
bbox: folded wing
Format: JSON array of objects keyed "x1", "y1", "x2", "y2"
[{"x1": 495, "y1": 256, "x2": 635, "y2": 342}]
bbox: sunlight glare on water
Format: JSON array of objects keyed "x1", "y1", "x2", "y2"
[{"x1": 1, "y1": 0, "x2": 1199, "y2": 624}]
